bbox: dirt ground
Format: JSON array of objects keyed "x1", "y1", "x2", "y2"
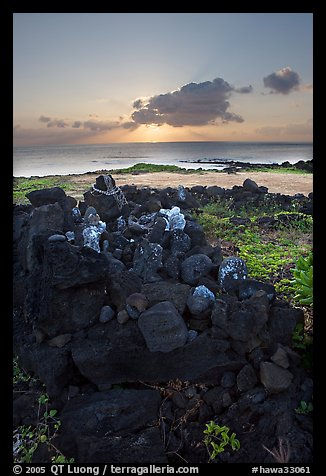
[{"x1": 69, "y1": 171, "x2": 313, "y2": 201}]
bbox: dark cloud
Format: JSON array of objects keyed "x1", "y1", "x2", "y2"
[
  {"x1": 47, "y1": 119, "x2": 69, "y2": 128},
  {"x1": 131, "y1": 77, "x2": 251, "y2": 127},
  {"x1": 235, "y1": 85, "x2": 253, "y2": 94},
  {"x1": 263, "y1": 67, "x2": 300, "y2": 94},
  {"x1": 39, "y1": 115, "x2": 51, "y2": 123},
  {"x1": 72, "y1": 121, "x2": 82, "y2": 128},
  {"x1": 83, "y1": 120, "x2": 120, "y2": 131}
]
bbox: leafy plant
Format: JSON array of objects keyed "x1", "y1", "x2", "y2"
[
  {"x1": 295, "y1": 400, "x2": 313, "y2": 415},
  {"x1": 291, "y1": 253, "x2": 313, "y2": 306},
  {"x1": 203, "y1": 420, "x2": 240, "y2": 461},
  {"x1": 13, "y1": 357, "x2": 32, "y2": 385},
  {"x1": 13, "y1": 389, "x2": 74, "y2": 463}
]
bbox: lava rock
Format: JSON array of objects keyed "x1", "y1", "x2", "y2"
[
  {"x1": 236, "y1": 364, "x2": 258, "y2": 392},
  {"x1": 237, "y1": 279, "x2": 276, "y2": 302},
  {"x1": 138, "y1": 301, "x2": 188, "y2": 352},
  {"x1": 26, "y1": 187, "x2": 67, "y2": 207},
  {"x1": 142, "y1": 281, "x2": 190, "y2": 314},
  {"x1": 181, "y1": 254, "x2": 213, "y2": 285},
  {"x1": 58, "y1": 389, "x2": 167, "y2": 464},
  {"x1": 132, "y1": 238, "x2": 163, "y2": 283},
  {"x1": 260, "y1": 361, "x2": 293, "y2": 394},
  {"x1": 218, "y1": 256, "x2": 248, "y2": 293},
  {"x1": 99, "y1": 305, "x2": 116, "y2": 323}
]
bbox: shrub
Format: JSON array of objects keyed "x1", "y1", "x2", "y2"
[{"x1": 291, "y1": 253, "x2": 313, "y2": 306}]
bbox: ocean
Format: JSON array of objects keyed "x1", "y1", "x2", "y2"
[{"x1": 13, "y1": 141, "x2": 313, "y2": 178}]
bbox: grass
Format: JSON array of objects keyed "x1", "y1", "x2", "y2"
[
  {"x1": 13, "y1": 176, "x2": 71, "y2": 204},
  {"x1": 111, "y1": 162, "x2": 195, "y2": 174},
  {"x1": 241, "y1": 166, "x2": 312, "y2": 174},
  {"x1": 195, "y1": 197, "x2": 313, "y2": 302}
]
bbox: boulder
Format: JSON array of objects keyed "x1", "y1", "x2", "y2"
[
  {"x1": 105, "y1": 270, "x2": 143, "y2": 312},
  {"x1": 181, "y1": 254, "x2": 213, "y2": 285},
  {"x1": 237, "y1": 279, "x2": 276, "y2": 302},
  {"x1": 26, "y1": 187, "x2": 67, "y2": 207},
  {"x1": 260, "y1": 361, "x2": 293, "y2": 394},
  {"x1": 83, "y1": 175, "x2": 128, "y2": 222},
  {"x1": 58, "y1": 389, "x2": 167, "y2": 464},
  {"x1": 138, "y1": 301, "x2": 188, "y2": 352},
  {"x1": 71, "y1": 320, "x2": 246, "y2": 386},
  {"x1": 141, "y1": 281, "x2": 190, "y2": 314},
  {"x1": 132, "y1": 238, "x2": 163, "y2": 283},
  {"x1": 267, "y1": 305, "x2": 304, "y2": 345},
  {"x1": 236, "y1": 364, "x2": 258, "y2": 392},
  {"x1": 218, "y1": 256, "x2": 248, "y2": 293},
  {"x1": 243, "y1": 178, "x2": 261, "y2": 193}
]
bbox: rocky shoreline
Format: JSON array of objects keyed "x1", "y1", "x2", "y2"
[
  {"x1": 13, "y1": 174, "x2": 313, "y2": 464},
  {"x1": 179, "y1": 159, "x2": 313, "y2": 174}
]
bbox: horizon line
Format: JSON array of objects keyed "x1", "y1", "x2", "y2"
[{"x1": 13, "y1": 139, "x2": 313, "y2": 148}]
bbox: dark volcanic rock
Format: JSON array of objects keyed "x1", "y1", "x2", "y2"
[
  {"x1": 211, "y1": 297, "x2": 268, "y2": 345},
  {"x1": 105, "y1": 270, "x2": 143, "y2": 312},
  {"x1": 16, "y1": 341, "x2": 73, "y2": 397},
  {"x1": 24, "y1": 203, "x2": 65, "y2": 272},
  {"x1": 243, "y1": 178, "x2": 261, "y2": 193},
  {"x1": 267, "y1": 305, "x2": 304, "y2": 345},
  {"x1": 71, "y1": 320, "x2": 246, "y2": 386},
  {"x1": 24, "y1": 240, "x2": 107, "y2": 336},
  {"x1": 184, "y1": 220, "x2": 207, "y2": 247},
  {"x1": 58, "y1": 389, "x2": 167, "y2": 463},
  {"x1": 138, "y1": 301, "x2": 188, "y2": 352},
  {"x1": 218, "y1": 256, "x2": 248, "y2": 293},
  {"x1": 260, "y1": 361, "x2": 293, "y2": 394},
  {"x1": 13, "y1": 174, "x2": 313, "y2": 465},
  {"x1": 181, "y1": 254, "x2": 213, "y2": 285},
  {"x1": 141, "y1": 281, "x2": 190, "y2": 314},
  {"x1": 83, "y1": 175, "x2": 127, "y2": 222},
  {"x1": 236, "y1": 364, "x2": 258, "y2": 392},
  {"x1": 237, "y1": 279, "x2": 276, "y2": 302},
  {"x1": 132, "y1": 238, "x2": 163, "y2": 283},
  {"x1": 26, "y1": 187, "x2": 67, "y2": 207}
]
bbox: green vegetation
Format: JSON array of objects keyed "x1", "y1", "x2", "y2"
[
  {"x1": 111, "y1": 162, "x2": 190, "y2": 174},
  {"x1": 13, "y1": 358, "x2": 74, "y2": 464},
  {"x1": 196, "y1": 197, "x2": 312, "y2": 302},
  {"x1": 291, "y1": 253, "x2": 313, "y2": 306},
  {"x1": 292, "y1": 323, "x2": 313, "y2": 370},
  {"x1": 203, "y1": 420, "x2": 240, "y2": 461},
  {"x1": 13, "y1": 176, "x2": 71, "y2": 204},
  {"x1": 295, "y1": 400, "x2": 313, "y2": 415},
  {"x1": 242, "y1": 166, "x2": 312, "y2": 174}
]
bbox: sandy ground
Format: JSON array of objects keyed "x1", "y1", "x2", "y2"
[{"x1": 70, "y1": 171, "x2": 313, "y2": 198}]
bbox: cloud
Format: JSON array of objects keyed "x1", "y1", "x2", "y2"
[
  {"x1": 47, "y1": 118, "x2": 69, "y2": 128},
  {"x1": 131, "y1": 77, "x2": 251, "y2": 127},
  {"x1": 263, "y1": 67, "x2": 300, "y2": 94},
  {"x1": 39, "y1": 115, "x2": 71, "y2": 128},
  {"x1": 83, "y1": 120, "x2": 121, "y2": 131},
  {"x1": 235, "y1": 85, "x2": 253, "y2": 94},
  {"x1": 39, "y1": 115, "x2": 51, "y2": 123},
  {"x1": 72, "y1": 121, "x2": 82, "y2": 128}
]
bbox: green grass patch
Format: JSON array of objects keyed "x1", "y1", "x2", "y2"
[
  {"x1": 13, "y1": 176, "x2": 71, "y2": 204},
  {"x1": 196, "y1": 198, "x2": 312, "y2": 301},
  {"x1": 111, "y1": 162, "x2": 186, "y2": 174},
  {"x1": 242, "y1": 166, "x2": 312, "y2": 174}
]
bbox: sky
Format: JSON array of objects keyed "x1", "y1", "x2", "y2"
[{"x1": 13, "y1": 13, "x2": 313, "y2": 146}]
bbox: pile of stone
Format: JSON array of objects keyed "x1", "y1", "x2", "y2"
[{"x1": 13, "y1": 175, "x2": 313, "y2": 464}]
